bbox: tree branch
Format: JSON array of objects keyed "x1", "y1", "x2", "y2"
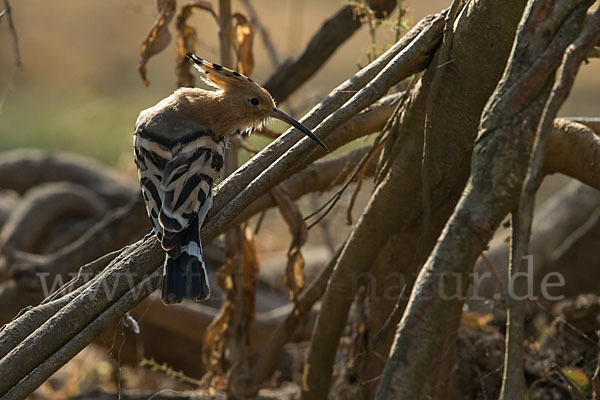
[
  {"x1": 301, "y1": 0, "x2": 524, "y2": 396},
  {"x1": 0, "y1": 149, "x2": 135, "y2": 206},
  {"x1": 469, "y1": 179, "x2": 600, "y2": 309},
  {"x1": 210, "y1": 12, "x2": 445, "y2": 220},
  {"x1": 0, "y1": 12, "x2": 445, "y2": 398},
  {"x1": 205, "y1": 14, "x2": 445, "y2": 243},
  {"x1": 545, "y1": 119, "x2": 600, "y2": 189},
  {"x1": 8, "y1": 198, "x2": 149, "y2": 293},
  {"x1": 244, "y1": 244, "x2": 343, "y2": 392},
  {"x1": 376, "y1": 1, "x2": 592, "y2": 398},
  {"x1": 501, "y1": 7, "x2": 600, "y2": 398},
  {"x1": 421, "y1": 0, "x2": 462, "y2": 289},
  {"x1": 566, "y1": 116, "x2": 600, "y2": 134},
  {"x1": 2, "y1": 0, "x2": 22, "y2": 69},
  {"x1": 229, "y1": 92, "x2": 402, "y2": 226},
  {"x1": 2, "y1": 269, "x2": 161, "y2": 400},
  {"x1": 263, "y1": 0, "x2": 397, "y2": 103},
  {"x1": 0, "y1": 182, "x2": 107, "y2": 256},
  {"x1": 0, "y1": 235, "x2": 158, "y2": 397}
]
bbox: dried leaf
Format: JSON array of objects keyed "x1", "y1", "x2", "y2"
[
  {"x1": 271, "y1": 186, "x2": 308, "y2": 302},
  {"x1": 287, "y1": 246, "x2": 305, "y2": 297},
  {"x1": 461, "y1": 311, "x2": 494, "y2": 331},
  {"x1": 202, "y1": 225, "x2": 259, "y2": 379},
  {"x1": 202, "y1": 303, "x2": 233, "y2": 380},
  {"x1": 203, "y1": 234, "x2": 237, "y2": 379},
  {"x1": 231, "y1": 13, "x2": 255, "y2": 76},
  {"x1": 216, "y1": 262, "x2": 233, "y2": 291},
  {"x1": 175, "y1": 1, "x2": 219, "y2": 87},
  {"x1": 241, "y1": 225, "x2": 259, "y2": 348},
  {"x1": 561, "y1": 367, "x2": 590, "y2": 391},
  {"x1": 139, "y1": 0, "x2": 177, "y2": 87}
]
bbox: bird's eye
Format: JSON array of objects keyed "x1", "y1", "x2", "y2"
[{"x1": 249, "y1": 97, "x2": 259, "y2": 106}]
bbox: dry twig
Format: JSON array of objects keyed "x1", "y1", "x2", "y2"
[
  {"x1": 2, "y1": 0, "x2": 22, "y2": 69},
  {"x1": 240, "y1": 0, "x2": 281, "y2": 67},
  {"x1": 263, "y1": 0, "x2": 397, "y2": 103}
]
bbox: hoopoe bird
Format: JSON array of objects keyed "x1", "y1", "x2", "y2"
[{"x1": 134, "y1": 53, "x2": 327, "y2": 304}]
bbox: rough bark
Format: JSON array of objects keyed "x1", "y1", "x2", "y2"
[
  {"x1": 376, "y1": 1, "x2": 592, "y2": 398},
  {"x1": 302, "y1": 1, "x2": 525, "y2": 398},
  {"x1": 501, "y1": 8, "x2": 600, "y2": 398},
  {"x1": 469, "y1": 119, "x2": 600, "y2": 309}
]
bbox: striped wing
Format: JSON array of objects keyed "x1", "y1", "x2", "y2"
[{"x1": 134, "y1": 128, "x2": 224, "y2": 254}]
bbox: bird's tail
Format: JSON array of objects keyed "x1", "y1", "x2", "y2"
[{"x1": 161, "y1": 227, "x2": 210, "y2": 304}]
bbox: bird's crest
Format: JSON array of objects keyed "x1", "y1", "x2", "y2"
[
  {"x1": 186, "y1": 52, "x2": 261, "y2": 92},
  {"x1": 185, "y1": 52, "x2": 328, "y2": 150}
]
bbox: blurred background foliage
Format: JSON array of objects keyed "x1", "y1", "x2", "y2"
[{"x1": 2, "y1": 0, "x2": 597, "y2": 168}]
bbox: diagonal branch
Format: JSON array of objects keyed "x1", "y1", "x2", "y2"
[
  {"x1": 0, "y1": 12, "x2": 446, "y2": 399},
  {"x1": 263, "y1": 0, "x2": 397, "y2": 103},
  {"x1": 209, "y1": 12, "x2": 445, "y2": 220},
  {"x1": 204, "y1": 15, "x2": 446, "y2": 243},
  {"x1": 3, "y1": 270, "x2": 161, "y2": 400},
  {"x1": 233, "y1": 146, "x2": 373, "y2": 226},
  {"x1": 229, "y1": 92, "x2": 403, "y2": 227},
  {"x1": 2, "y1": 0, "x2": 22, "y2": 69}
]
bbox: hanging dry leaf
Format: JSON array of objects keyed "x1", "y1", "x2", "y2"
[
  {"x1": 287, "y1": 246, "x2": 305, "y2": 300},
  {"x1": 175, "y1": 1, "x2": 219, "y2": 87},
  {"x1": 203, "y1": 234, "x2": 237, "y2": 381},
  {"x1": 139, "y1": 0, "x2": 177, "y2": 87},
  {"x1": 202, "y1": 303, "x2": 233, "y2": 383},
  {"x1": 271, "y1": 186, "x2": 308, "y2": 303},
  {"x1": 461, "y1": 311, "x2": 495, "y2": 332},
  {"x1": 202, "y1": 225, "x2": 259, "y2": 380},
  {"x1": 202, "y1": 253, "x2": 236, "y2": 382},
  {"x1": 231, "y1": 13, "x2": 255, "y2": 76}
]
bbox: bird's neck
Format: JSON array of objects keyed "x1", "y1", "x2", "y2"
[{"x1": 176, "y1": 88, "x2": 248, "y2": 136}]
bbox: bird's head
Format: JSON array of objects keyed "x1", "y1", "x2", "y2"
[{"x1": 186, "y1": 53, "x2": 327, "y2": 150}]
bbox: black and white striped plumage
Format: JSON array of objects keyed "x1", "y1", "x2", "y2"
[
  {"x1": 134, "y1": 53, "x2": 327, "y2": 305},
  {"x1": 134, "y1": 95, "x2": 224, "y2": 304}
]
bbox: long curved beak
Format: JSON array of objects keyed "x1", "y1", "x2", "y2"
[{"x1": 271, "y1": 108, "x2": 328, "y2": 151}]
